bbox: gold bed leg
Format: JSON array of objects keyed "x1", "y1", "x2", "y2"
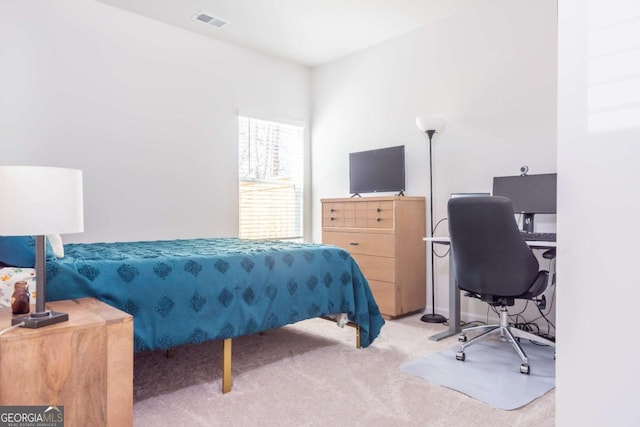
[
  {"x1": 319, "y1": 316, "x2": 361, "y2": 349},
  {"x1": 165, "y1": 348, "x2": 174, "y2": 358},
  {"x1": 222, "y1": 338, "x2": 232, "y2": 393}
]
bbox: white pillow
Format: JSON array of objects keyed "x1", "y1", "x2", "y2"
[
  {"x1": 0, "y1": 267, "x2": 37, "y2": 308},
  {"x1": 47, "y1": 234, "x2": 64, "y2": 258}
]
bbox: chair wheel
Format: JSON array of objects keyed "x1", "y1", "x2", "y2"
[
  {"x1": 520, "y1": 364, "x2": 530, "y2": 375},
  {"x1": 456, "y1": 351, "x2": 466, "y2": 361},
  {"x1": 458, "y1": 334, "x2": 467, "y2": 342}
]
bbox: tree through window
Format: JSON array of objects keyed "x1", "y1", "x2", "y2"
[{"x1": 238, "y1": 116, "x2": 304, "y2": 240}]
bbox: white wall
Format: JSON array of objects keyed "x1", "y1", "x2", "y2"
[
  {"x1": 0, "y1": 0, "x2": 309, "y2": 243},
  {"x1": 557, "y1": 0, "x2": 640, "y2": 425},
  {"x1": 311, "y1": 0, "x2": 558, "y2": 322}
]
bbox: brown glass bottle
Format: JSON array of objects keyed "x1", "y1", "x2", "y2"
[{"x1": 11, "y1": 281, "x2": 30, "y2": 315}]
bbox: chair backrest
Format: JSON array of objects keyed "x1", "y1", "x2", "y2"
[{"x1": 447, "y1": 196, "x2": 540, "y2": 297}]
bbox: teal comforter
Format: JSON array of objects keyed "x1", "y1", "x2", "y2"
[{"x1": 46, "y1": 238, "x2": 384, "y2": 351}]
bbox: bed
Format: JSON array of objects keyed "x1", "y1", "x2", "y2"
[{"x1": 39, "y1": 237, "x2": 384, "y2": 391}]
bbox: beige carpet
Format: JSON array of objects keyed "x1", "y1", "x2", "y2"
[{"x1": 133, "y1": 314, "x2": 555, "y2": 426}]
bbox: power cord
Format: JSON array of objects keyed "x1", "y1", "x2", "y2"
[
  {"x1": 432, "y1": 217, "x2": 450, "y2": 258},
  {"x1": 0, "y1": 322, "x2": 25, "y2": 336},
  {"x1": 484, "y1": 301, "x2": 556, "y2": 342}
]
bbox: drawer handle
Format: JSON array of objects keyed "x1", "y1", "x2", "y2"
[
  {"x1": 376, "y1": 217, "x2": 381, "y2": 222},
  {"x1": 376, "y1": 208, "x2": 381, "y2": 212},
  {"x1": 330, "y1": 208, "x2": 335, "y2": 212},
  {"x1": 330, "y1": 217, "x2": 335, "y2": 221},
  {"x1": 349, "y1": 242, "x2": 359, "y2": 246}
]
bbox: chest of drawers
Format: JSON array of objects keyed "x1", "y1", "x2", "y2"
[{"x1": 321, "y1": 196, "x2": 426, "y2": 318}]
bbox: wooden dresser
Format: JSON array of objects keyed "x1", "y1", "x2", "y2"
[{"x1": 321, "y1": 196, "x2": 426, "y2": 318}]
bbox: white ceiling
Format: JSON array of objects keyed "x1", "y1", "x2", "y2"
[{"x1": 96, "y1": 0, "x2": 475, "y2": 68}]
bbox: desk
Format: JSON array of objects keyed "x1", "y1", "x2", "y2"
[{"x1": 424, "y1": 236, "x2": 556, "y2": 341}]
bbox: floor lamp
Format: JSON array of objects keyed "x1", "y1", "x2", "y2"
[
  {"x1": 416, "y1": 115, "x2": 447, "y2": 323},
  {"x1": 0, "y1": 166, "x2": 84, "y2": 328}
]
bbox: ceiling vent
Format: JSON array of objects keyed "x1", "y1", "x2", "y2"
[{"x1": 192, "y1": 12, "x2": 227, "y2": 28}]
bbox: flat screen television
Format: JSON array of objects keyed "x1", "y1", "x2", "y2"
[{"x1": 349, "y1": 145, "x2": 405, "y2": 196}]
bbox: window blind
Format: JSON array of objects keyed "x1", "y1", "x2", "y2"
[{"x1": 238, "y1": 116, "x2": 304, "y2": 240}]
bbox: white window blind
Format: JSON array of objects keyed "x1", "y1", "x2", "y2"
[{"x1": 238, "y1": 116, "x2": 304, "y2": 240}]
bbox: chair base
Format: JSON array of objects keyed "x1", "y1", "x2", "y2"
[{"x1": 456, "y1": 306, "x2": 555, "y2": 374}]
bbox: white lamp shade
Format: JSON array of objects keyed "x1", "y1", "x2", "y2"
[
  {"x1": 416, "y1": 115, "x2": 446, "y2": 134},
  {"x1": 0, "y1": 166, "x2": 84, "y2": 236}
]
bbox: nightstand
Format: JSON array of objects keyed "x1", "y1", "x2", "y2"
[{"x1": 0, "y1": 297, "x2": 133, "y2": 427}]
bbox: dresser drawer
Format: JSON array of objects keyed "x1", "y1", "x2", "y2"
[
  {"x1": 352, "y1": 254, "x2": 395, "y2": 283},
  {"x1": 362, "y1": 200, "x2": 394, "y2": 229},
  {"x1": 323, "y1": 201, "x2": 356, "y2": 227},
  {"x1": 367, "y1": 279, "x2": 396, "y2": 316},
  {"x1": 323, "y1": 200, "x2": 394, "y2": 229},
  {"x1": 323, "y1": 231, "x2": 395, "y2": 258}
]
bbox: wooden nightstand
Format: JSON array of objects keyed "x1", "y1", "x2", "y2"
[{"x1": 0, "y1": 297, "x2": 133, "y2": 427}]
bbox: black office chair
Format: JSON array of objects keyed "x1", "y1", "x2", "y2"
[{"x1": 448, "y1": 196, "x2": 555, "y2": 375}]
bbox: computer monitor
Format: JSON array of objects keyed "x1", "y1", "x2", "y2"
[
  {"x1": 492, "y1": 173, "x2": 557, "y2": 233},
  {"x1": 450, "y1": 192, "x2": 491, "y2": 199}
]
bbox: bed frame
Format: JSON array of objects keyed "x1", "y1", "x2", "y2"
[
  {"x1": 218, "y1": 318, "x2": 361, "y2": 393},
  {"x1": 46, "y1": 237, "x2": 384, "y2": 393}
]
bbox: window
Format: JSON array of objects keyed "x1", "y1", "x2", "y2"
[{"x1": 238, "y1": 116, "x2": 304, "y2": 240}]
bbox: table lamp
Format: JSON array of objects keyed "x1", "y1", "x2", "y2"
[
  {"x1": 0, "y1": 166, "x2": 84, "y2": 328},
  {"x1": 416, "y1": 115, "x2": 447, "y2": 324}
]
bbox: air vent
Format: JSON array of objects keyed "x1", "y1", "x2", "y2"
[{"x1": 193, "y1": 12, "x2": 227, "y2": 28}]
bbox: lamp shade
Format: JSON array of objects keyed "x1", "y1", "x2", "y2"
[
  {"x1": 415, "y1": 115, "x2": 446, "y2": 134},
  {"x1": 0, "y1": 166, "x2": 84, "y2": 236}
]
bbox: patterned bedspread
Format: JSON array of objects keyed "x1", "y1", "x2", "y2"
[{"x1": 45, "y1": 238, "x2": 384, "y2": 351}]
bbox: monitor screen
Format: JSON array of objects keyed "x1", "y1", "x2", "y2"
[
  {"x1": 492, "y1": 173, "x2": 557, "y2": 214},
  {"x1": 349, "y1": 145, "x2": 405, "y2": 195}
]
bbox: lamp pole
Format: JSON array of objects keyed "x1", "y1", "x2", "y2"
[{"x1": 421, "y1": 129, "x2": 446, "y2": 324}]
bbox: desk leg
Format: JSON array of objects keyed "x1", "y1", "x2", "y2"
[{"x1": 429, "y1": 251, "x2": 460, "y2": 341}]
